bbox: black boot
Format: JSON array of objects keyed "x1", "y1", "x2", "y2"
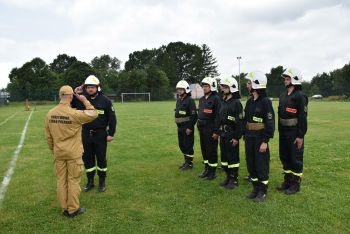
[
  {"x1": 181, "y1": 156, "x2": 193, "y2": 170},
  {"x1": 84, "y1": 177, "x2": 94, "y2": 192},
  {"x1": 220, "y1": 166, "x2": 229, "y2": 186},
  {"x1": 285, "y1": 175, "x2": 301, "y2": 195},
  {"x1": 276, "y1": 173, "x2": 291, "y2": 192},
  {"x1": 253, "y1": 183, "x2": 268, "y2": 202},
  {"x1": 68, "y1": 207, "x2": 86, "y2": 218},
  {"x1": 204, "y1": 166, "x2": 217, "y2": 180},
  {"x1": 198, "y1": 164, "x2": 209, "y2": 178},
  {"x1": 178, "y1": 155, "x2": 187, "y2": 169},
  {"x1": 246, "y1": 182, "x2": 259, "y2": 199},
  {"x1": 224, "y1": 168, "x2": 238, "y2": 190},
  {"x1": 98, "y1": 177, "x2": 106, "y2": 192}
]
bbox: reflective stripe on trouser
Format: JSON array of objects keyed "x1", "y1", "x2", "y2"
[
  {"x1": 178, "y1": 127, "x2": 194, "y2": 156},
  {"x1": 82, "y1": 129, "x2": 108, "y2": 178},
  {"x1": 279, "y1": 135, "x2": 304, "y2": 177},
  {"x1": 245, "y1": 137, "x2": 270, "y2": 183},
  {"x1": 55, "y1": 158, "x2": 84, "y2": 214},
  {"x1": 220, "y1": 135, "x2": 240, "y2": 170},
  {"x1": 199, "y1": 127, "x2": 218, "y2": 168}
]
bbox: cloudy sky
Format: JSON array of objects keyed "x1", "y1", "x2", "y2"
[{"x1": 0, "y1": 0, "x2": 349, "y2": 88}]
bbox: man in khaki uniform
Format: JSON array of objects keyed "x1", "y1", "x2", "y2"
[{"x1": 45, "y1": 85, "x2": 97, "y2": 218}]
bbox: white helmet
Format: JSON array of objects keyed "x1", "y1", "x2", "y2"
[
  {"x1": 282, "y1": 68, "x2": 302, "y2": 85},
  {"x1": 176, "y1": 80, "x2": 191, "y2": 93},
  {"x1": 201, "y1": 77, "x2": 217, "y2": 92},
  {"x1": 246, "y1": 71, "x2": 267, "y2": 89},
  {"x1": 84, "y1": 75, "x2": 101, "y2": 91},
  {"x1": 220, "y1": 76, "x2": 239, "y2": 93}
]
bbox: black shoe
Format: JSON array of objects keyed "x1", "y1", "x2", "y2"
[
  {"x1": 198, "y1": 165, "x2": 209, "y2": 178},
  {"x1": 285, "y1": 175, "x2": 301, "y2": 195},
  {"x1": 253, "y1": 191, "x2": 267, "y2": 202},
  {"x1": 178, "y1": 162, "x2": 186, "y2": 169},
  {"x1": 181, "y1": 162, "x2": 193, "y2": 170},
  {"x1": 63, "y1": 210, "x2": 69, "y2": 217},
  {"x1": 276, "y1": 173, "x2": 291, "y2": 192},
  {"x1": 246, "y1": 182, "x2": 259, "y2": 199},
  {"x1": 204, "y1": 173, "x2": 216, "y2": 180},
  {"x1": 224, "y1": 178, "x2": 238, "y2": 190},
  {"x1": 220, "y1": 177, "x2": 230, "y2": 187},
  {"x1": 84, "y1": 178, "x2": 94, "y2": 192},
  {"x1": 204, "y1": 167, "x2": 216, "y2": 181},
  {"x1": 253, "y1": 183, "x2": 268, "y2": 202},
  {"x1": 69, "y1": 208, "x2": 86, "y2": 218},
  {"x1": 98, "y1": 177, "x2": 106, "y2": 192}
]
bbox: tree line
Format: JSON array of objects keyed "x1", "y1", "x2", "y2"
[{"x1": 4, "y1": 40, "x2": 350, "y2": 101}]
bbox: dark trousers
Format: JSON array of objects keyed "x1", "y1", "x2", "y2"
[
  {"x1": 279, "y1": 135, "x2": 304, "y2": 175},
  {"x1": 220, "y1": 134, "x2": 240, "y2": 169},
  {"x1": 82, "y1": 129, "x2": 108, "y2": 179},
  {"x1": 199, "y1": 127, "x2": 218, "y2": 167},
  {"x1": 245, "y1": 137, "x2": 270, "y2": 183},
  {"x1": 177, "y1": 127, "x2": 194, "y2": 156}
]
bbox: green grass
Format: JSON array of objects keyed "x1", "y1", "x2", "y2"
[{"x1": 0, "y1": 101, "x2": 349, "y2": 233}]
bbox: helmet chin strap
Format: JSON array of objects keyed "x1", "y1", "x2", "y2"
[{"x1": 286, "y1": 83, "x2": 293, "y2": 89}]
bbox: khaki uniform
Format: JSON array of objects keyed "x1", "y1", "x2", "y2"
[{"x1": 45, "y1": 98, "x2": 97, "y2": 214}]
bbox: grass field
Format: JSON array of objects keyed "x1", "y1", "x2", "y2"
[{"x1": 0, "y1": 100, "x2": 349, "y2": 233}]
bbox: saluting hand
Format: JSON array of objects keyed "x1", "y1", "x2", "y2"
[
  {"x1": 75, "y1": 94, "x2": 87, "y2": 102},
  {"x1": 74, "y1": 85, "x2": 84, "y2": 94},
  {"x1": 107, "y1": 135, "x2": 114, "y2": 142}
]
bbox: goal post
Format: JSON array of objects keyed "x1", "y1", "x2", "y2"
[{"x1": 121, "y1": 92, "x2": 151, "y2": 103}]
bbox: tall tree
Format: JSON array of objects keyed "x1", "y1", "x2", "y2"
[
  {"x1": 50, "y1": 54, "x2": 78, "y2": 73},
  {"x1": 311, "y1": 72, "x2": 333, "y2": 97},
  {"x1": 200, "y1": 44, "x2": 219, "y2": 78}
]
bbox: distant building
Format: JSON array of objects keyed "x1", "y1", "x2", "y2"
[
  {"x1": 189, "y1": 83, "x2": 204, "y2": 99},
  {"x1": 0, "y1": 91, "x2": 10, "y2": 105}
]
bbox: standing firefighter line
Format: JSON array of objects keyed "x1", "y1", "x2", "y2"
[
  {"x1": 277, "y1": 68, "x2": 308, "y2": 195},
  {"x1": 218, "y1": 76, "x2": 243, "y2": 189},
  {"x1": 72, "y1": 75, "x2": 117, "y2": 193},
  {"x1": 197, "y1": 77, "x2": 221, "y2": 180},
  {"x1": 243, "y1": 71, "x2": 275, "y2": 202},
  {"x1": 175, "y1": 80, "x2": 198, "y2": 170}
]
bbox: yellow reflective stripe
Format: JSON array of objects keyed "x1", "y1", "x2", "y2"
[
  {"x1": 291, "y1": 171, "x2": 303, "y2": 177},
  {"x1": 97, "y1": 109, "x2": 105, "y2": 115},
  {"x1": 179, "y1": 111, "x2": 186, "y2": 115},
  {"x1": 185, "y1": 154, "x2": 194, "y2": 158},
  {"x1": 262, "y1": 180, "x2": 269, "y2": 185},
  {"x1": 251, "y1": 178, "x2": 258, "y2": 182},
  {"x1": 221, "y1": 162, "x2": 228, "y2": 166},
  {"x1": 208, "y1": 163, "x2": 218, "y2": 167},
  {"x1": 284, "y1": 170, "x2": 292, "y2": 174},
  {"x1": 96, "y1": 166, "x2": 107, "y2": 172},
  {"x1": 228, "y1": 163, "x2": 240, "y2": 168},
  {"x1": 203, "y1": 160, "x2": 209, "y2": 164},
  {"x1": 227, "y1": 116, "x2": 235, "y2": 121},
  {"x1": 85, "y1": 166, "x2": 96, "y2": 172},
  {"x1": 253, "y1": 116, "x2": 263, "y2": 123}
]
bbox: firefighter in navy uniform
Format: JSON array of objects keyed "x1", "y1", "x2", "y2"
[
  {"x1": 277, "y1": 68, "x2": 308, "y2": 195},
  {"x1": 197, "y1": 77, "x2": 221, "y2": 180},
  {"x1": 243, "y1": 71, "x2": 275, "y2": 202},
  {"x1": 174, "y1": 80, "x2": 198, "y2": 170},
  {"x1": 72, "y1": 75, "x2": 117, "y2": 192},
  {"x1": 218, "y1": 76, "x2": 243, "y2": 189}
]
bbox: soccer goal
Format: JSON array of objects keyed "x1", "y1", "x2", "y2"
[{"x1": 121, "y1": 92, "x2": 151, "y2": 103}]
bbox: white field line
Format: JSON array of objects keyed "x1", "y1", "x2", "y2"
[
  {"x1": 0, "y1": 110, "x2": 33, "y2": 208},
  {"x1": 0, "y1": 112, "x2": 18, "y2": 127}
]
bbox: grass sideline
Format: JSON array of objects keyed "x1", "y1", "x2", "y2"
[{"x1": 0, "y1": 101, "x2": 349, "y2": 233}]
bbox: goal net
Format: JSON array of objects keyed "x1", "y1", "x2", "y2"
[{"x1": 121, "y1": 92, "x2": 151, "y2": 103}]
